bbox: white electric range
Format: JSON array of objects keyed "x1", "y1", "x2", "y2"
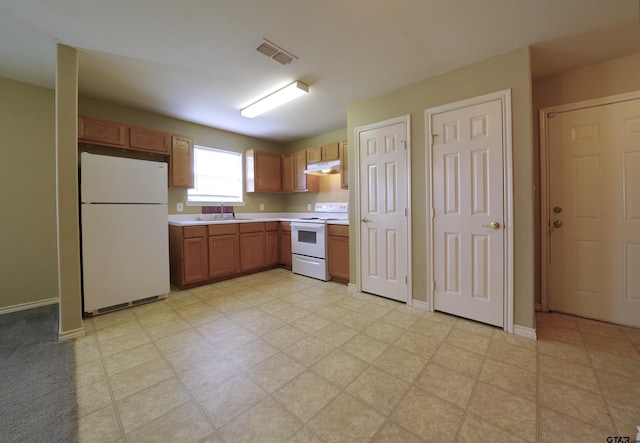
[{"x1": 290, "y1": 202, "x2": 348, "y2": 281}]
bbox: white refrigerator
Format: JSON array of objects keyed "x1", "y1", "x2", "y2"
[{"x1": 80, "y1": 152, "x2": 170, "y2": 315}]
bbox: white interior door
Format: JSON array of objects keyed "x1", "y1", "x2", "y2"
[
  {"x1": 548, "y1": 98, "x2": 640, "y2": 328},
  {"x1": 358, "y1": 120, "x2": 409, "y2": 302},
  {"x1": 432, "y1": 99, "x2": 505, "y2": 327}
]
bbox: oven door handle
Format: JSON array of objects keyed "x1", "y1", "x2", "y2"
[{"x1": 291, "y1": 223, "x2": 324, "y2": 232}]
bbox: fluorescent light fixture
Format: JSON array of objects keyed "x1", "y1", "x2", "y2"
[{"x1": 240, "y1": 81, "x2": 309, "y2": 118}]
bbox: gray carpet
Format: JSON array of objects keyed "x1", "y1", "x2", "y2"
[{"x1": 0, "y1": 304, "x2": 78, "y2": 443}]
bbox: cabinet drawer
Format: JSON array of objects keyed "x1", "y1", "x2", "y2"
[
  {"x1": 208, "y1": 224, "x2": 238, "y2": 236},
  {"x1": 265, "y1": 221, "x2": 279, "y2": 231},
  {"x1": 328, "y1": 224, "x2": 349, "y2": 237},
  {"x1": 183, "y1": 226, "x2": 207, "y2": 238},
  {"x1": 239, "y1": 222, "x2": 265, "y2": 233}
]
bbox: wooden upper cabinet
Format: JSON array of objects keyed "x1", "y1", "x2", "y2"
[
  {"x1": 307, "y1": 142, "x2": 340, "y2": 164},
  {"x1": 307, "y1": 145, "x2": 322, "y2": 164},
  {"x1": 246, "y1": 149, "x2": 282, "y2": 193},
  {"x1": 282, "y1": 152, "x2": 295, "y2": 192},
  {"x1": 169, "y1": 135, "x2": 194, "y2": 189},
  {"x1": 281, "y1": 150, "x2": 318, "y2": 193},
  {"x1": 78, "y1": 116, "x2": 128, "y2": 147},
  {"x1": 322, "y1": 142, "x2": 340, "y2": 161},
  {"x1": 130, "y1": 126, "x2": 171, "y2": 154},
  {"x1": 339, "y1": 140, "x2": 348, "y2": 189},
  {"x1": 295, "y1": 150, "x2": 316, "y2": 192}
]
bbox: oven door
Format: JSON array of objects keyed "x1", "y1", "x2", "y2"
[{"x1": 291, "y1": 222, "x2": 326, "y2": 259}]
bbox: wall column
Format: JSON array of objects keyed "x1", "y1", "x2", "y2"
[{"x1": 56, "y1": 44, "x2": 84, "y2": 339}]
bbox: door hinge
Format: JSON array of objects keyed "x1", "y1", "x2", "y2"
[
  {"x1": 430, "y1": 133, "x2": 438, "y2": 146},
  {"x1": 404, "y1": 208, "x2": 408, "y2": 217},
  {"x1": 405, "y1": 276, "x2": 408, "y2": 284},
  {"x1": 432, "y1": 281, "x2": 436, "y2": 291},
  {"x1": 401, "y1": 139, "x2": 407, "y2": 150}
]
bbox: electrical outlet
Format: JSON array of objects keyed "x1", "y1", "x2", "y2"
[
  {"x1": 177, "y1": 203, "x2": 184, "y2": 212},
  {"x1": 307, "y1": 203, "x2": 312, "y2": 210},
  {"x1": 260, "y1": 203, "x2": 265, "y2": 211}
]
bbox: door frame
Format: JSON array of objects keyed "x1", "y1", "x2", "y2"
[
  {"x1": 426, "y1": 89, "x2": 514, "y2": 333},
  {"x1": 539, "y1": 90, "x2": 640, "y2": 312},
  {"x1": 354, "y1": 114, "x2": 412, "y2": 304}
]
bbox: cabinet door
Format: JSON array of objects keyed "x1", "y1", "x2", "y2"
[
  {"x1": 78, "y1": 116, "x2": 128, "y2": 147},
  {"x1": 170, "y1": 134, "x2": 194, "y2": 188},
  {"x1": 130, "y1": 126, "x2": 171, "y2": 154},
  {"x1": 322, "y1": 142, "x2": 340, "y2": 161},
  {"x1": 307, "y1": 146, "x2": 322, "y2": 164},
  {"x1": 256, "y1": 151, "x2": 282, "y2": 192},
  {"x1": 183, "y1": 236, "x2": 208, "y2": 283},
  {"x1": 240, "y1": 232, "x2": 265, "y2": 270},
  {"x1": 209, "y1": 234, "x2": 239, "y2": 278},
  {"x1": 279, "y1": 229, "x2": 292, "y2": 268},
  {"x1": 339, "y1": 141, "x2": 348, "y2": 189},
  {"x1": 246, "y1": 150, "x2": 282, "y2": 193},
  {"x1": 328, "y1": 235, "x2": 349, "y2": 282},
  {"x1": 265, "y1": 230, "x2": 279, "y2": 266},
  {"x1": 282, "y1": 152, "x2": 294, "y2": 192}
]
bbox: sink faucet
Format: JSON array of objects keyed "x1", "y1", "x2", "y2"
[{"x1": 219, "y1": 202, "x2": 225, "y2": 220}]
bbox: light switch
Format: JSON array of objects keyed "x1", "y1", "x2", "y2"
[
  {"x1": 177, "y1": 203, "x2": 183, "y2": 212},
  {"x1": 260, "y1": 203, "x2": 265, "y2": 211}
]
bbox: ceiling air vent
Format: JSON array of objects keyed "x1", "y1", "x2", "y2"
[{"x1": 256, "y1": 38, "x2": 297, "y2": 66}]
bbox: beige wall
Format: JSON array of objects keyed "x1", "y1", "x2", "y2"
[
  {"x1": 348, "y1": 47, "x2": 536, "y2": 329},
  {"x1": 283, "y1": 128, "x2": 349, "y2": 212},
  {"x1": 0, "y1": 78, "x2": 59, "y2": 311},
  {"x1": 78, "y1": 97, "x2": 287, "y2": 214},
  {"x1": 531, "y1": 52, "x2": 640, "y2": 305}
]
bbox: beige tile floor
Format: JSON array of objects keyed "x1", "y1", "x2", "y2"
[{"x1": 74, "y1": 268, "x2": 640, "y2": 442}]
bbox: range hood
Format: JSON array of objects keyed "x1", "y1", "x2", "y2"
[{"x1": 304, "y1": 160, "x2": 341, "y2": 176}]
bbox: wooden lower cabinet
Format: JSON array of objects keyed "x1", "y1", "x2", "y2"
[
  {"x1": 208, "y1": 224, "x2": 239, "y2": 278},
  {"x1": 170, "y1": 221, "x2": 285, "y2": 289},
  {"x1": 265, "y1": 222, "x2": 279, "y2": 266},
  {"x1": 169, "y1": 225, "x2": 209, "y2": 287},
  {"x1": 279, "y1": 222, "x2": 292, "y2": 268},
  {"x1": 239, "y1": 223, "x2": 266, "y2": 271},
  {"x1": 328, "y1": 224, "x2": 349, "y2": 283}
]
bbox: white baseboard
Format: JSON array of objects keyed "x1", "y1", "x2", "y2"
[
  {"x1": 410, "y1": 300, "x2": 430, "y2": 311},
  {"x1": 348, "y1": 283, "x2": 358, "y2": 290},
  {"x1": 0, "y1": 297, "x2": 59, "y2": 316},
  {"x1": 58, "y1": 325, "x2": 86, "y2": 341},
  {"x1": 513, "y1": 324, "x2": 537, "y2": 340}
]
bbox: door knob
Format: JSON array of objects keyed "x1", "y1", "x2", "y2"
[
  {"x1": 361, "y1": 217, "x2": 369, "y2": 223},
  {"x1": 482, "y1": 221, "x2": 500, "y2": 229},
  {"x1": 553, "y1": 220, "x2": 562, "y2": 228}
]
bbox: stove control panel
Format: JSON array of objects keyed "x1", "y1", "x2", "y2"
[{"x1": 315, "y1": 202, "x2": 348, "y2": 213}]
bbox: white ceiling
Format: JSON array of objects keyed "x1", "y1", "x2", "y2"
[{"x1": 1, "y1": 0, "x2": 638, "y2": 143}]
